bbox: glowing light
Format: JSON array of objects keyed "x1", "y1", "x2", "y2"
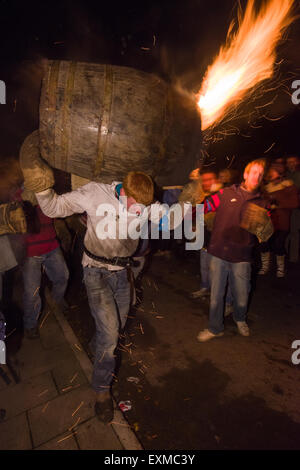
[{"x1": 197, "y1": 0, "x2": 295, "y2": 130}]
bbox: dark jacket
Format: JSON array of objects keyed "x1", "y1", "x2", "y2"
[{"x1": 204, "y1": 184, "x2": 268, "y2": 263}]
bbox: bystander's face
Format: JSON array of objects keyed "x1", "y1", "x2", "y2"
[
  {"x1": 243, "y1": 164, "x2": 264, "y2": 192},
  {"x1": 266, "y1": 168, "x2": 279, "y2": 182},
  {"x1": 201, "y1": 173, "x2": 217, "y2": 193},
  {"x1": 286, "y1": 156, "x2": 300, "y2": 173}
]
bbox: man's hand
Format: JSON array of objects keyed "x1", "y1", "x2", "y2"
[
  {"x1": 20, "y1": 130, "x2": 54, "y2": 193},
  {"x1": 0, "y1": 202, "x2": 27, "y2": 235}
]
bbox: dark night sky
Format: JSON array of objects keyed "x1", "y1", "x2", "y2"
[{"x1": 0, "y1": 0, "x2": 300, "y2": 172}]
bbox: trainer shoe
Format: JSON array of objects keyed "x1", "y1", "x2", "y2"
[
  {"x1": 197, "y1": 329, "x2": 224, "y2": 342},
  {"x1": 236, "y1": 321, "x2": 250, "y2": 337},
  {"x1": 190, "y1": 288, "x2": 210, "y2": 299},
  {"x1": 95, "y1": 392, "x2": 114, "y2": 424}
]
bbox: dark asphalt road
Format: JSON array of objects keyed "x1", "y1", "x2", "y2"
[{"x1": 63, "y1": 250, "x2": 300, "y2": 450}]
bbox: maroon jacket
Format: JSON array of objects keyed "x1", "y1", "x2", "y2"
[{"x1": 204, "y1": 184, "x2": 268, "y2": 263}]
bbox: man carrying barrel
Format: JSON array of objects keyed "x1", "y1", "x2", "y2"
[{"x1": 20, "y1": 131, "x2": 156, "y2": 423}]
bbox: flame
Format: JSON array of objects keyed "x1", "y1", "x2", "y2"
[{"x1": 197, "y1": 0, "x2": 295, "y2": 130}]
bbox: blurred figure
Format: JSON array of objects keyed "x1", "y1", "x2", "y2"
[
  {"x1": 286, "y1": 155, "x2": 300, "y2": 187},
  {"x1": 285, "y1": 155, "x2": 300, "y2": 262},
  {"x1": 259, "y1": 163, "x2": 298, "y2": 277},
  {"x1": 218, "y1": 168, "x2": 236, "y2": 188},
  {"x1": 21, "y1": 191, "x2": 69, "y2": 339},
  {"x1": 190, "y1": 170, "x2": 233, "y2": 313}
]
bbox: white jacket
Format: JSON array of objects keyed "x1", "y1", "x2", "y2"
[{"x1": 36, "y1": 181, "x2": 164, "y2": 270}]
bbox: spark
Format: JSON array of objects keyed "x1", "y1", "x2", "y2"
[
  {"x1": 39, "y1": 311, "x2": 51, "y2": 329},
  {"x1": 42, "y1": 402, "x2": 50, "y2": 413},
  {"x1": 73, "y1": 343, "x2": 82, "y2": 352},
  {"x1": 264, "y1": 142, "x2": 276, "y2": 153},
  {"x1": 6, "y1": 328, "x2": 16, "y2": 339},
  {"x1": 38, "y1": 389, "x2": 49, "y2": 397},
  {"x1": 72, "y1": 401, "x2": 84, "y2": 417},
  {"x1": 62, "y1": 384, "x2": 81, "y2": 393},
  {"x1": 68, "y1": 417, "x2": 81, "y2": 431},
  {"x1": 70, "y1": 372, "x2": 79, "y2": 383},
  {"x1": 57, "y1": 433, "x2": 74, "y2": 444}
]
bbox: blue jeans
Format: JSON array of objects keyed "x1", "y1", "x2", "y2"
[
  {"x1": 208, "y1": 255, "x2": 251, "y2": 334},
  {"x1": 200, "y1": 249, "x2": 211, "y2": 289},
  {"x1": 22, "y1": 247, "x2": 69, "y2": 329},
  {"x1": 83, "y1": 266, "x2": 131, "y2": 393}
]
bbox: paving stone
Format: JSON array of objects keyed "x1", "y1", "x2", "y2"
[
  {"x1": 76, "y1": 417, "x2": 123, "y2": 450},
  {"x1": 0, "y1": 413, "x2": 32, "y2": 450},
  {"x1": 52, "y1": 355, "x2": 87, "y2": 394},
  {"x1": 39, "y1": 310, "x2": 67, "y2": 349},
  {"x1": 0, "y1": 371, "x2": 58, "y2": 420},
  {"x1": 15, "y1": 339, "x2": 87, "y2": 384},
  {"x1": 36, "y1": 431, "x2": 78, "y2": 450},
  {"x1": 28, "y1": 385, "x2": 95, "y2": 447}
]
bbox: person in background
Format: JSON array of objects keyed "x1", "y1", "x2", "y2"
[
  {"x1": 259, "y1": 163, "x2": 299, "y2": 277},
  {"x1": 285, "y1": 155, "x2": 300, "y2": 263},
  {"x1": 218, "y1": 168, "x2": 236, "y2": 188},
  {"x1": 197, "y1": 159, "x2": 272, "y2": 342},
  {"x1": 190, "y1": 170, "x2": 219, "y2": 299},
  {"x1": 21, "y1": 190, "x2": 69, "y2": 339}
]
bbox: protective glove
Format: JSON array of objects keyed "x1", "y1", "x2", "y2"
[
  {"x1": 0, "y1": 202, "x2": 27, "y2": 235},
  {"x1": 19, "y1": 130, "x2": 54, "y2": 193},
  {"x1": 240, "y1": 203, "x2": 274, "y2": 243}
]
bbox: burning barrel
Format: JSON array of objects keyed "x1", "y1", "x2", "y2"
[{"x1": 39, "y1": 60, "x2": 202, "y2": 187}]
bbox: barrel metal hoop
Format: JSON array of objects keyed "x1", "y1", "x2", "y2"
[
  {"x1": 95, "y1": 64, "x2": 114, "y2": 177},
  {"x1": 61, "y1": 61, "x2": 77, "y2": 173},
  {"x1": 48, "y1": 61, "x2": 60, "y2": 168}
]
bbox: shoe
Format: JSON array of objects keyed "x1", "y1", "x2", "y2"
[
  {"x1": 95, "y1": 392, "x2": 114, "y2": 424},
  {"x1": 224, "y1": 303, "x2": 234, "y2": 317},
  {"x1": 258, "y1": 252, "x2": 270, "y2": 275},
  {"x1": 236, "y1": 321, "x2": 250, "y2": 337},
  {"x1": 276, "y1": 255, "x2": 285, "y2": 278},
  {"x1": 197, "y1": 329, "x2": 224, "y2": 342},
  {"x1": 190, "y1": 288, "x2": 210, "y2": 299},
  {"x1": 24, "y1": 327, "x2": 40, "y2": 339}
]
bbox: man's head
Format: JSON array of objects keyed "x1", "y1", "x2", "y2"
[
  {"x1": 121, "y1": 171, "x2": 154, "y2": 209},
  {"x1": 218, "y1": 169, "x2": 233, "y2": 185},
  {"x1": 243, "y1": 159, "x2": 266, "y2": 192},
  {"x1": 266, "y1": 163, "x2": 285, "y2": 182},
  {"x1": 200, "y1": 171, "x2": 218, "y2": 193},
  {"x1": 286, "y1": 155, "x2": 300, "y2": 173}
]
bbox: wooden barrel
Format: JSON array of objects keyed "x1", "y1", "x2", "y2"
[{"x1": 39, "y1": 61, "x2": 202, "y2": 187}]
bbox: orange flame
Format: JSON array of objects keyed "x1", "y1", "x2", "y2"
[{"x1": 198, "y1": 0, "x2": 295, "y2": 131}]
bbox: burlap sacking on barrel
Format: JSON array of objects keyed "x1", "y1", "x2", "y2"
[
  {"x1": 20, "y1": 130, "x2": 54, "y2": 193},
  {"x1": 240, "y1": 203, "x2": 274, "y2": 242}
]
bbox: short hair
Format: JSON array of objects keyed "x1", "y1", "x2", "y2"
[
  {"x1": 244, "y1": 158, "x2": 266, "y2": 175},
  {"x1": 123, "y1": 171, "x2": 154, "y2": 206}
]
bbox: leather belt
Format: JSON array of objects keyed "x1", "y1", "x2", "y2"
[{"x1": 83, "y1": 245, "x2": 139, "y2": 268}]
